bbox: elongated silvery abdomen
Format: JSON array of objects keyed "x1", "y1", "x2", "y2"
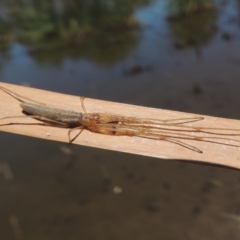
[{"x1": 20, "y1": 102, "x2": 82, "y2": 127}]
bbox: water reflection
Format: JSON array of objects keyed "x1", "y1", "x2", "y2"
[
  {"x1": 0, "y1": 14, "x2": 11, "y2": 51},
  {"x1": 168, "y1": 0, "x2": 214, "y2": 17},
  {"x1": 168, "y1": 8, "x2": 218, "y2": 49},
  {"x1": 1, "y1": 1, "x2": 240, "y2": 239},
  {"x1": 165, "y1": 0, "x2": 218, "y2": 50},
  {"x1": 0, "y1": 0, "x2": 150, "y2": 65},
  {"x1": 0, "y1": 0, "x2": 224, "y2": 66}
]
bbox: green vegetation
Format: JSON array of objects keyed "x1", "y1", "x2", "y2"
[
  {"x1": 168, "y1": 7, "x2": 217, "y2": 48},
  {"x1": 0, "y1": 0, "x2": 152, "y2": 64},
  {"x1": 0, "y1": 19, "x2": 12, "y2": 50},
  {"x1": 167, "y1": 0, "x2": 218, "y2": 48},
  {"x1": 168, "y1": 0, "x2": 214, "y2": 18},
  {"x1": 3, "y1": 0, "x2": 148, "y2": 44}
]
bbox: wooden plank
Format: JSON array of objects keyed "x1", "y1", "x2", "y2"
[{"x1": 0, "y1": 82, "x2": 240, "y2": 169}]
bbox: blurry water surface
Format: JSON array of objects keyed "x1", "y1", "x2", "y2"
[{"x1": 0, "y1": 1, "x2": 240, "y2": 239}]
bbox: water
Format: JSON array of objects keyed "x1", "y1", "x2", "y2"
[{"x1": 0, "y1": 0, "x2": 240, "y2": 239}]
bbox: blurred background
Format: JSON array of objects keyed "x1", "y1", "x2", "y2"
[{"x1": 0, "y1": 0, "x2": 240, "y2": 239}]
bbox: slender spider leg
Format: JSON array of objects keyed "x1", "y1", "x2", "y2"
[
  {"x1": 68, "y1": 126, "x2": 85, "y2": 143},
  {"x1": 86, "y1": 123, "x2": 240, "y2": 152},
  {"x1": 0, "y1": 115, "x2": 70, "y2": 127},
  {"x1": 80, "y1": 96, "x2": 86, "y2": 113},
  {"x1": 0, "y1": 86, "x2": 44, "y2": 104},
  {"x1": 156, "y1": 117, "x2": 204, "y2": 125},
  {"x1": 162, "y1": 138, "x2": 202, "y2": 153}
]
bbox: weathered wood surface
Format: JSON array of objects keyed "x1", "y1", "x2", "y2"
[{"x1": 0, "y1": 82, "x2": 240, "y2": 168}]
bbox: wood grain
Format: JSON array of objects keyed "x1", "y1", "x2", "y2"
[{"x1": 0, "y1": 82, "x2": 240, "y2": 168}]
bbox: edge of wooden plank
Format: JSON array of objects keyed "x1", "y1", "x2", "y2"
[{"x1": 0, "y1": 82, "x2": 240, "y2": 169}]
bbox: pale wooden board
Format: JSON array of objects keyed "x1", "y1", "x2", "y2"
[{"x1": 0, "y1": 82, "x2": 240, "y2": 168}]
